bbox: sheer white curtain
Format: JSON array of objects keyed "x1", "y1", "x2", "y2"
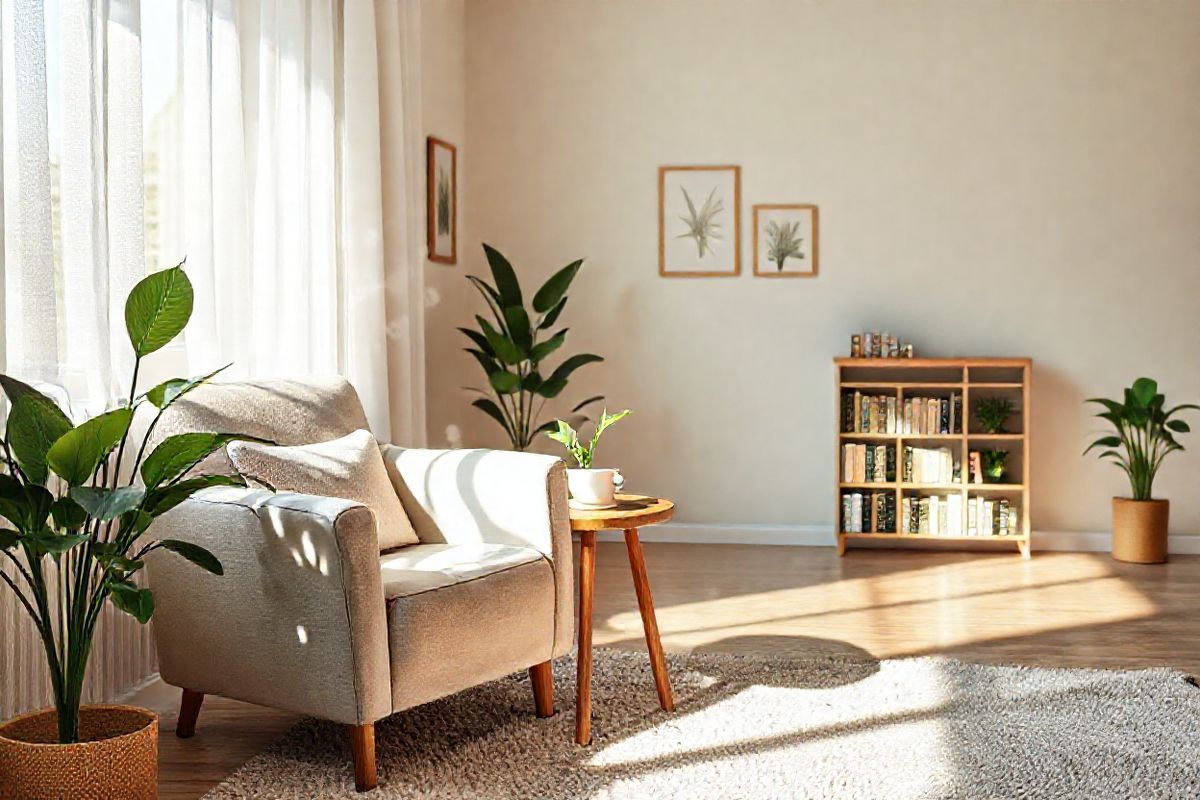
[
  {"x1": 172, "y1": 0, "x2": 426, "y2": 444},
  {"x1": 0, "y1": 0, "x2": 426, "y2": 720}
]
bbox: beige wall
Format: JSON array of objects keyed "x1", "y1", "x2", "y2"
[{"x1": 429, "y1": 0, "x2": 1200, "y2": 537}]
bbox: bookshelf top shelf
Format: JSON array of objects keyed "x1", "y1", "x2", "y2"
[{"x1": 834, "y1": 357, "x2": 1032, "y2": 368}]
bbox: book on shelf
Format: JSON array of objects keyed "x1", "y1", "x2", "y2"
[
  {"x1": 898, "y1": 493, "x2": 964, "y2": 536},
  {"x1": 901, "y1": 446, "x2": 960, "y2": 484},
  {"x1": 891, "y1": 394, "x2": 962, "y2": 436},
  {"x1": 842, "y1": 491, "x2": 896, "y2": 533},
  {"x1": 965, "y1": 496, "x2": 1019, "y2": 537},
  {"x1": 842, "y1": 391, "x2": 902, "y2": 434},
  {"x1": 842, "y1": 443, "x2": 895, "y2": 483}
]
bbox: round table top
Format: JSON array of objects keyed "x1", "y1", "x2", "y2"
[{"x1": 569, "y1": 494, "x2": 674, "y2": 531}]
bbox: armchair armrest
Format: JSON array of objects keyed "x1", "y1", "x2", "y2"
[
  {"x1": 381, "y1": 446, "x2": 574, "y2": 657},
  {"x1": 145, "y1": 487, "x2": 391, "y2": 726}
]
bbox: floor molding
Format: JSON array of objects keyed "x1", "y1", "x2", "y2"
[{"x1": 597, "y1": 522, "x2": 1200, "y2": 554}]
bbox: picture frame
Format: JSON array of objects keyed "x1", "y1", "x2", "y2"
[
  {"x1": 753, "y1": 204, "x2": 818, "y2": 277},
  {"x1": 427, "y1": 136, "x2": 457, "y2": 265},
  {"x1": 658, "y1": 165, "x2": 741, "y2": 277}
]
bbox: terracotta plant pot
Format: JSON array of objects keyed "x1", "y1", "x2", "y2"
[
  {"x1": 1111, "y1": 497, "x2": 1169, "y2": 564},
  {"x1": 0, "y1": 704, "x2": 158, "y2": 800}
]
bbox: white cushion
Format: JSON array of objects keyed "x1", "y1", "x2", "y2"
[
  {"x1": 379, "y1": 542, "x2": 545, "y2": 599},
  {"x1": 228, "y1": 429, "x2": 418, "y2": 551}
]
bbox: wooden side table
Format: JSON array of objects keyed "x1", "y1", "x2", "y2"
[{"x1": 570, "y1": 494, "x2": 675, "y2": 745}]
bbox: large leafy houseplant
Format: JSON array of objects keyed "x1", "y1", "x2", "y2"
[
  {"x1": 1084, "y1": 377, "x2": 1196, "y2": 500},
  {"x1": 460, "y1": 244, "x2": 604, "y2": 450},
  {"x1": 0, "y1": 264, "x2": 255, "y2": 744}
]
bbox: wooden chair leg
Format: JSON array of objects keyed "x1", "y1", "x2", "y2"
[
  {"x1": 176, "y1": 689, "x2": 204, "y2": 739},
  {"x1": 529, "y1": 660, "x2": 555, "y2": 718},
  {"x1": 349, "y1": 723, "x2": 377, "y2": 792}
]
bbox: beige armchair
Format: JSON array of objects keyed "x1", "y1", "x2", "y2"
[{"x1": 144, "y1": 378, "x2": 573, "y2": 792}]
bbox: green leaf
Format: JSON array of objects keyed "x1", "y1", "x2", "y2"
[
  {"x1": 489, "y1": 370, "x2": 521, "y2": 395},
  {"x1": 530, "y1": 329, "x2": 567, "y2": 363},
  {"x1": 144, "y1": 474, "x2": 247, "y2": 516},
  {"x1": 7, "y1": 393, "x2": 74, "y2": 485},
  {"x1": 595, "y1": 408, "x2": 632, "y2": 439},
  {"x1": 46, "y1": 407, "x2": 134, "y2": 486},
  {"x1": 505, "y1": 306, "x2": 532, "y2": 354},
  {"x1": 458, "y1": 327, "x2": 494, "y2": 356},
  {"x1": 1131, "y1": 378, "x2": 1158, "y2": 408},
  {"x1": 0, "y1": 375, "x2": 71, "y2": 419},
  {"x1": 466, "y1": 275, "x2": 504, "y2": 318},
  {"x1": 546, "y1": 419, "x2": 576, "y2": 447},
  {"x1": 1166, "y1": 419, "x2": 1191, "y2": 433},
  {"x1": 1085, "y1": 397, "x2": 1125, "y2": 416},
  {"x1": 538, "y1": 297, "x2": 568, "y2": 330},
  {"x1": 482, "y1": 244, "x2": 523, "y2": 309},
  {"x1": 1083, "y1": 435, "x2": 1123, "y2": 456},
  {"x1": 154, "y1": 539, "x2": 223, "y2": 575},
  {"x1": 0, "y1": 529, "x2": 18, "y2": 550},
  {"x1": 70, "y1": 486, "x2": 146, "y2": 521},
  {"x1": 464, "y1": 348, "x2": 500, "y2": 376},
  {"x1": 0, "y1": 474, "x2": 29, "y2": 528},
  {"x1": 545, "y1": 353, "x2": 603, "y2": 387},
  {"x1": 50, "y1": 497, "x2": 87, "y2": 530},
  {"x1": 125, "y1": 264, "x2": 194, "y2": 357},
  {"x1": 521, "y1": 371, "x2": 543, "y2": 393},
  {"x1": 25, "y1": 530, "x2": 88, "y2": 556},
  {"x1": 532, "y1": 259, "x2": 582, "y2": 314},
  {"x1": 470, "y1": 399, "x2": 513, "y2": 438},
  {"x1": 571, "y1": 395, "x2": 605, "y2": 413},
  {"x1": 478, "y1": 317, "x2": 523, "y2": 365},
  {"x1": 144, "y1": 363, "x2": 231, "y2": 410},
  {"x1": 108, "y1": 580, "x2": 155, "y2": 624},
  {"x1": 533, "y1": 419, "x2": 560, "y2": 436},
  {"x1": 141, "y1": 433, "x2": 263, "y2": 489}
]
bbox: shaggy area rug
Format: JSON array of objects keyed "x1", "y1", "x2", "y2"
[{"x1": 204, "y1": 649, "x2": 1200, "y2": 799}]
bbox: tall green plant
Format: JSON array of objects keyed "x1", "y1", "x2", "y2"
[
  {"x1": 1084, "y1": 377, "x2": 1198, "y2": 500},
  {"x1": 0, "y1": 263, "x2": 257, "y2": 744},
  {"x1": 461, "y1": 244, "x2": 604, "y2": 450}
]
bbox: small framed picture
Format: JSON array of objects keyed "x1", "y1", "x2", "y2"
[
  {"x1": 658, "y1": 165, "x2": 741, "y2": 277},
  {"x1": 753, "y1": 204, "x2": 818, "y2": 277},
  {"x1": 426, "y1": 137, "x2": 457, "y2": 264}
]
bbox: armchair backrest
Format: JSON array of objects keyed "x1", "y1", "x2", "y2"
[{"x1": 154, "y1": 376, "x2": 372, "y2": 474}]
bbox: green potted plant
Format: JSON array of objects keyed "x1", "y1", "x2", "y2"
[
  {"x1": 0, "y1": 264, "x2": 255, "y2": 799},
  {"x1": 460, "y1": 244, "x2": 604, "y2": 450},
  {"x1": 981, "y1": 450, "x2": 1008, "y2": 483},
  {"x1": 547, "y1": 409, "x2": 631, "y2": 509},
  {"x1": 975, "y1": 397, "x2": 1016, "y2": 435},
  {"x1": 1084, "y1": 377, "x2": 1197, "y2": 563}
]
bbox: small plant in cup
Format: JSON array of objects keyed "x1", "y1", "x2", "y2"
[
  {"x1": 975, "y1": 397, "x2": 1016, "y2": 434},
  {"x1": 547, "y1": 408, "x2": 631, "y2": 468},
  {"x1": 981, "y1": 449, "x2": 1008, "y2": 483}
]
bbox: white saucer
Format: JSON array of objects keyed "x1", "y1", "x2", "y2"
[{"x1": 570, "y1": 499, "x2": 618, "y2": 511}]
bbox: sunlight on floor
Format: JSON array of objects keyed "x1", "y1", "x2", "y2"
[
  {"x1": 598, "y1": 553, "x2": 1157, "y2": 658},
  {"x1": 587, "y1": 660, "x2": 953, "y2": 798}
]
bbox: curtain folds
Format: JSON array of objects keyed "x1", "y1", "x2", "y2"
[{"x1": 176, "y1": 0, "x2": 425, "y2": 444}]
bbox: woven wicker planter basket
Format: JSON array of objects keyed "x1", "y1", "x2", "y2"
[{"x1": 0, "y1": 704, "x2": 158, "y2": 800}]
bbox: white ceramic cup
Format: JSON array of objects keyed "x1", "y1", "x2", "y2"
[{"x1": 566, "y1": 468, "x2": 625, "y2": 507}]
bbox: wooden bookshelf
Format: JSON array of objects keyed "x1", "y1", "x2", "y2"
[{"x1": 835, "y1": 357, "x2": 1032, "y2": 558}]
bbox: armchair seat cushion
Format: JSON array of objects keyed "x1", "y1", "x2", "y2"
[
  {"x1": 379, "y1": 542, "x2": 545, "y2": 598},
  {"x1": 383, "y1": 544, "x2": 556, "y2": 711}
]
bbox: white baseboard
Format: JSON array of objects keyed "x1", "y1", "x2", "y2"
[{"x1": 596, "y1": 522, "x2": 1200, "y2": 554}]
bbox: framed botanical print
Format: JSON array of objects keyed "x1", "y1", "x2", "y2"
[
  {"x1": 658, "y1": 165, "x2": 740, "y2": 277},
  {"x1": 753, "y1": 204, "x2": 818, "y2": 277},
  {"x1": 427, "y1": 137, "x2": 457, "y2": 264}
]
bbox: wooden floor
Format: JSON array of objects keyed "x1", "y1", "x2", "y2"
[{"x1": 135, "y1": 543, "x2": 1200, "y2": 798}]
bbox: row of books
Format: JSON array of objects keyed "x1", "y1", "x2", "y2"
[
  {"x1": 902, "y1": 446, "x2": 960, "y2": 485},
  {"x1": 898, "y1": 495, "x2": 1020, "y2": 537},
  {"x1": 841, "y1": 492, "x2": 897, "y2": 533},
  {"x1": 841, "y1": 444, "x2": 896, "y2": 483},
  {"x1": 841, "y1": 391, "x2": 963, "y2": 435}
]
